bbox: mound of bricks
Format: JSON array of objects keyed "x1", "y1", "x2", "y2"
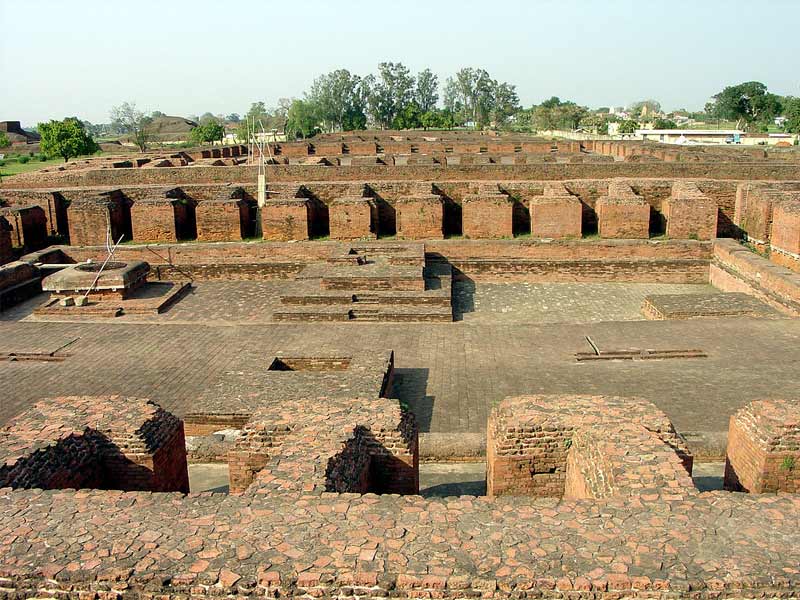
[
  {"x1": 229, "y1": 397, "x2": 418, "y2": 495},
  {"x1": 329, "y1": 196, "x2": 377, "y2": 240},
  {"x1": 529, "y1": 182, "x2": 582, "y2": 239},
  {"x1": 196, "y1": 188, "x2": 251, "y2": 242},
  {"x1": 662, "y1": 181, "x2": 718, "y2": 240},
  {"x1": 395, "y1": 186, "x2": 443, "y2": 239},
  {"x1": 0, "y1": 215, "x2": 12, "y2": 265},
  {"x1": 0, "y1": 395, "x2": 189, "y2": 492},
  {"x1": 261, "y1": 197, "x2": 311, "y2": 241},
  {"x1": 596, "y1": 180, "x2": 650, "y2": 239},
  {"x1": 462, "y1": 184, "x2": 513, "y2": 239},
  {"x1": 487, "y1": 394, "x2": 693, "y2": 497},
  {"x1": 724, "y1": 399, "x2": 800, "y2": 493},
  {"x1": 130, "y1": 188, "x2": 194, "y2": 243}
]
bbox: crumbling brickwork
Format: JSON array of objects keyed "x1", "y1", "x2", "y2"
[
  {"x1": 462, "y1": 190, "x2": 513, "y2": 239},
  {"x1": 662, "y1": 181, "x2": 718, "y2": 240},
  {"x1": 529, "y1": 183, "x2": 582, "y2": 239},
  {"x1": 395, "y1": 195, "x2": 443, "y2": 239},
  {"x1": 0, "y1": 206, "x2": 48, "y2": 251},
  {"x1": 261, "y1": 198, "x2": 311, "y2": 241},
  {"x1": 596, "y1": 181, "x2": 650, "y2": 239},
  {"x1": 487, "y1": 395, "x2": 692, "y2": 497},
  {"x1": 769, "y1": 198, "x2": 800, "y2": 271},
  {"x1": 67, "y1": 192, "x2": 132, "y2": 246},
  {"x1": 131, "y1": 198, "x2": 184, "y2": 243},
  {"x1": 329, "y1": 196, "x2": 377, "y2": 240},
  {"x1": 0, "y1": 395, "x2": 189, "y2": 493},
  {"x1": 0, "y1": 216, "x2": 12, "y2": 264},
  {"x1": 196, "y1": 198, "x2": 249, "y2": 242},
  {"x1": 724, "y1": 399, "x2": 800, "y2": 493}
]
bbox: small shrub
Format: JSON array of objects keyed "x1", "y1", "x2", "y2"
[
  {"x1": 0, "y1": 160, "x2": 5, "y2": 167},
  {"x1": 18, "y1": 155, "x2": 30, "y2": 164},
  {"x1": 781, "y1": 457, "x2": 796, "y2": 471},
  {"x1": 38, "y1": 153, "x2": 48, "y2": 161}
]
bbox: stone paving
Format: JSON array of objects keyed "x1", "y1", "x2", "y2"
[{"x1": 1, "y1": 317, "x2": 799, "y2": 457}]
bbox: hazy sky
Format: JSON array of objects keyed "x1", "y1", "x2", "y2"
[{"x1": 2, "y1": 0, "x2": 799, "y2": 125}]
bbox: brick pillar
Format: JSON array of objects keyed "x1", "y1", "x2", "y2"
[
  {"x1": 662, "y1": 181, "x2": 718, "y2": 240},
  {"x1": 329, "y1": 197, "x2": 377, "y2": 240},
  {"x1": 395, "y1": 195, "x2": 443, "y2": 239},
  {"x1": 462, "y1": 192, "x2": 513, "y2": 239},
  {"x1": 530, "y1": 183, "x2": 582, "y2": 239},
  {"x1": 261, "y1": 198, "x2": 310, "y2": 241},
  {"x1": 596, "y1": 182, "x2": 650, "y2": 239}
]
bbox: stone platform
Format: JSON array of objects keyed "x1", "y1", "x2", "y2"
[{"x1": 642, "y1": 292, "x2": 779, "y2": 320}]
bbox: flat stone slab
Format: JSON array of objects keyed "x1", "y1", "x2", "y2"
[
  {"x1": 643, "y1": 292, "x2": 780, "y2": 319},
  {"x1": 42, "y1": 261, "x2": 150, "y2": 294}
]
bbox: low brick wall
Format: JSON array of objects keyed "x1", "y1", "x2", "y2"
[
  {"x1": 710, "y1": 238, "x2": 800, "y2": 316},
  {"x1": 724, "y1": 399, "x2": 800, "y2": 493}
]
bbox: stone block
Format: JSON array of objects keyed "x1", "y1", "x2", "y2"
[
  {"x1": 662, "y1": 181, "x2": 718, "y2": 240},
  {"x1": 329, "y1": 197, "x2": 377, "y2": 240},
  {"x1": 596, "y1": 182, "x2": 650, "y2": 239},
  {"x1": 724, "y1": 399, "x2": 800, "y2": 493},
  {"x1": 0, "y1": 395, "x2": 190, "y2": 493},
  {"x1": 529, "y1": 184, "x2": 582, "y2": 239},
  {"x1": 395, "y1": 195, "x2": 443, "y2": 239},
  {"x1": 261, "y1": 198, "x2": 310, "y2": 241},
  {"x1": 462, "y1": 193, "x2": 513, "y2": 239}
]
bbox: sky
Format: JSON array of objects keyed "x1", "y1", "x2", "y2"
[{"x1": 2, "y1": 0, "x2": 799, "y2": 126}]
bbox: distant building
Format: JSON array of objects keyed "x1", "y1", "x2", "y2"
[{"x1": 636, "y1": 129, "x2": 797, "y2": 146}]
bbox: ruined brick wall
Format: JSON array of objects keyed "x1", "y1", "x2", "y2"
[
  {"x1": 529, "y1": 184, "x2": 582, "y2": 239},
  {"x1": 395, "y1": 196, "x2": 443, "y2": 239},
  {"x1": 724, "y1": 399, "x2": 800, "y2": 493},
  {"x1": 0, "y1": 217, "x2": 12, "y2": 264},
  {"x1": 329, "y1": 197, "x2": 377, "y2": 240},
  {"x1": 596, "y1": 183, "x2": 650, "y2": 239},
  {"x1": 261, "y1": 199, "x2": 310, "y2": 241},
  {"x1": 487, "y1": 395, "x2": 691, "y2": 498},
  {"x1": 196, "y1": 200, "x2": 246, "y2": 242},
  {"x1": 663, "y1": 181, "x2": 718, "y2": 240},
  {"x1": 463, "y1": 195, "x2": 513, "y2": 239},
  {"x1": 130, "y1": 199, "x2": 178, "y2": 243},
  {"x1": 0, "y1": 396, "x2": 189, "y2": 493},
  {"x1": 710, "y1": 239, "x2": 800, "y2": 316},
  {"x1": 0, "y1": 206, "x2": 48, "y2": 250},
  {"x1": 769, "y1": 198, "x2": 800, "y2": 273}
]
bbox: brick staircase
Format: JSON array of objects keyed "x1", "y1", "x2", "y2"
[{"x1": 273, "y1": 243, "x2": 453, "y2": 322}]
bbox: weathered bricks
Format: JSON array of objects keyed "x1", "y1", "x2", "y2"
[
  {"x1": 329, "y1": 197, "x2": 377, "y2": 240},
  {"x1": 0, "y1": 395, "x2": 189, "y2": 493},
  {"x1": 529, "y1": 183, "x2": 582, "y2": 239},
  {"x1": 596, "y1": 181, "x2": 650, "y2": 239},
  {"x1": 196, "y1": 194, "x2": 252, "y2": 242},
  {"x1": 662, "y1": 181, "x2": 718, "y2": 240},
  {"x1": 462, "y1": 188, "x2": 513, "y2": 239},
  {"x1": 395, "y1": 195, "x2": 443, "y2": 239},
  {"x1": 0, "y1": 216, "x2": 12, "y2": 264},
  {"x1": 67, "y1": 191, "x2": 132, "y2": 246},
  {"x1": 0, "y1": 206, "x2": 48, "y2": 251},
  {"x1": 130, "y1": 195, "x2": 195, "y2": 243},
  {"x1": 487, "y1": 395, "x2": 692, "y2": 498},
  {"x1": 261, "y1": 198, "x2": 310, "y2": 241},
  {"x1": 770, "y1": 198, "x2": 800, "y2": 257},
  {"x1": 724, "y1": 399, "x2": 800, "y2": 493}
]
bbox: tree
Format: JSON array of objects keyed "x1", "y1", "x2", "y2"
[
  {"x1": 110, "y1": 102, "x2": 154, "y2": 152},
  {"x1": 226, "y1": 113, "x2": 241, "y2": 123},
  {"x1": 151, "y1": 110, "x2": 165, "y2": 118},
  {"x1": 392, "y1": 102, "x2": 423, "y2": 130},
  {"x1": 707, "y1": 82, "x2": 782, "y2": 130},
  {"x1": 532, "y1": 98, "x2": 587, "y2": 131},
  {"x1": 199, "y1": 112, "x2": 216, "y2": 124},
  {"x1": 783, "y1": 97, "x2": 800, "y2": 134},
  {"x1": 38, "y1": 118, "x2": 99, "y2": 162},
  {"x1": 415, "y1": 69, "x2": 439, "y2": 113},
  {"x1": 308, "y1": 69, "x2": 369, "y2": 131},
  {"x1": 190, "y1": 119, "x2": 224, "y2": 145},
  {"x1": 285, "y1": 99, "x2": 321, "y2": 139},
  {"x1": 617, "y1": 119, "x2": 639, "y2": 134},
  {"x1": 628, "y1": 99, "x2": 662, "y2": 117},
  {"x1": 0, "y1": 132, "x2": 9, "y2": 148},
  {"x1": 653, "y1": 118, "x2": 678, "y2": 129},
  {"x1": 368, "y1": 62, "x2": 415, "y2": 129}
]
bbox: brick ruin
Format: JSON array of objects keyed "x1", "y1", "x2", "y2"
[{"x1": 1, "y1": 134, "x2": 800, "y2": 596}]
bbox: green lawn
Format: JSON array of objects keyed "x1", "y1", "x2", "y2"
[{"x1": 0, "y1": 152, "x2": 107, "y2": 179}]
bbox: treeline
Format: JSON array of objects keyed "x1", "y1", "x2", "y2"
[{"x1": 281, "y1": 63, "x2": 520, "y2": 138}]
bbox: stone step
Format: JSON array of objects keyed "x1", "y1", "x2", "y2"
[{"x1": 273, "y1": 304, "x2": 452, "y2": 323}]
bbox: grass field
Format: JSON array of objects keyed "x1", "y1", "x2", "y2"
[{"x1": 0, "y1": 152, "x2": 107, "y2": 179}]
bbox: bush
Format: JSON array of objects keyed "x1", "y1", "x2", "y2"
[
  {"x1": 18, "y1": 155, "x2": 30, "y2": 164},
  {"x1": 38, "y1": 153, "x2": 48, "y2": 161},
  {"x1": 0, "y1": 160, "x2": 5, "y2": 167}
]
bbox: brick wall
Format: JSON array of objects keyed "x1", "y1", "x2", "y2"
[
  {"x1": 395, "y1": 195, "x2": 443, "y2": 239},
  {"x1": 0, "y1": 206, "x2": 48, "y2": 250},
  {"x1": 130, "y1": 199, "x2": 179, "y2": 243},
  {"x1": 329, "y1": 197, "x2": 377, "y2": 240},
  {"x1": 770, "y1": 197, "x2": 800, "y2": 259},
  {"x1": 0, "y1": 216, "x2": 13, "y2": 264},
  {"x1": 196, "y1": 199, "x2": 248, "y2": 241},
  {"x1": 596, "y1": 182, "x2": 649, "y2": 239},
  {"x1": 529, "y1": 183, "x2": 582, "y2": 239},
  {"x1": 463, "y1": 194, "x2": 513, "y2": 239},
  {"x1": 724, "y1": 399, "x2": 800, "y2": 493},
  {"x1": 261, "y1": 198, "x2": 310, "y2": 241},
  {"x1": 663, "y1": 181, "x2": 718, "y2": 240}
]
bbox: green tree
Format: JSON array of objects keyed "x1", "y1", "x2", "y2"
[
  {"x1": 783, "y1": 97, "x2": 800, "y2": 133},
  {"x1": 628, "y1": 99, "x2": 662, "y2": 117},
  {"x1": 617, "y1": 119, "x2": 639, "y2": 134},
  {"x1": 0, "y1": 132, "x2": 9, "y2": 148},
  {"x1": 110, "y1": 102, "x2": 154, "y2": 152},
  {"x1": 653, "y1": 118, "x2": 678, "y2": 129},
  {"x1": 308, "y1": 69, "x2": 370, "y2": 132},
  {"x1": 190, "y1": 119, "x2": 224, "y2": 144},
  {"x1": 38, "y1": 118, "x2": 99, "y2": 162},
  {"x1": 707, "y1": 82, "x2": 782, "y2": 130},
  {"x1": 368, "y1": 62, "x2": 415, "y2": 128},
  {"x1": 226, "y1": 113, "x2": 241, "y2": 123},
  {"x1": 415, "y1": 69, "x2": 439, "y2": 113},
  {"x1": 392, "y1": 102, "x2": 423, "y2": 129},
  {"x1": 285, "y1": 99, "x2": 321, "y2": 139}
]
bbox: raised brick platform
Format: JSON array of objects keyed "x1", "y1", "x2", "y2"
[
  {"x1": 395, "y1": 195, "x2": 443, "y2": 239},
  {"x1": 261, "y1": 197, "x2": 310, "y2": 241},
  {"x1": 529, "y1": 182, "x2": 582, "y2": 239},
  {"x1": 724, "y1": 399, "x2": 800, "y2": 493},
  {"x1": 462, "y1": 188, "x2": 513, "y2": 239},
  {"x1": 642, "y1": 292, "x2": 778, "y2": 319},
  {"x1": 42, "y1": 260, "x2": 150, "y2": 300},
  {"x1": 487, "y1": 395, "x2": 692, "y2": 497},
  {"x1": 130, "y1": 189, "x2": 196, "y2": 243},
  {"x1": 196, "y1": 190, "x2": 253, "y2": 242},
  {"x1": 663, "y1": 181, "x2": 718, "y2": 240},
  {"x1": 0, "y1": 395, "x2": 189, "y2": 492},
  {"x1": 329, "y1": 196, "x2": 377, "y2": 240},
  {"x1": 596, "y1": 181, "x2": 650, "y2": 239}
]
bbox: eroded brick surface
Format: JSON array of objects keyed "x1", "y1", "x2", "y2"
[
  {"x1": 663, "y1": 181, "x2": 718, "y2": 240},
  {"x1": 596, "y1": 182, "x2": 650, "y2": 239}
]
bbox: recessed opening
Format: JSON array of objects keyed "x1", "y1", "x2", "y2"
[{"x1": 268, "y1": 356, "x2": 352, "y2": 371}]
